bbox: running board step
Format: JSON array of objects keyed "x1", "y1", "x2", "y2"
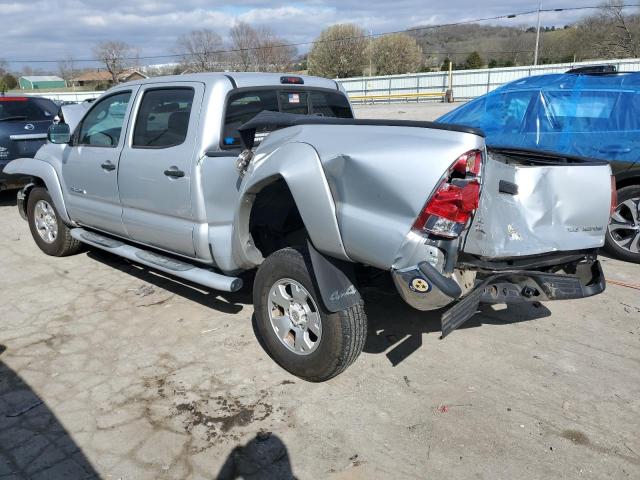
[{"x1": 70, "y1": 228, "x2": 242, "y2": 292}]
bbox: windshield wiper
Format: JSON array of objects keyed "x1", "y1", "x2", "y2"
[{"x1": 0, "y1": 116, "x2": 28, "y2": 122}]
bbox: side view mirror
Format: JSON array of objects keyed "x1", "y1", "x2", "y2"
[{"x1": 48, "y1": 123, "x2": 71, "y2": 144}]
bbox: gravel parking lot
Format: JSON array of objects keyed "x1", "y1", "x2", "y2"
[{"x1": 1, "y1": 103, "x2": 639, "y2": 480}]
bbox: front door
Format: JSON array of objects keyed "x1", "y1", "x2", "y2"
[
  {"x1": 118, "y1": 83, "x2": 203, "y2": 257},
  {"x1": 62, "y1": 88, "x2": 138, "y2": 236}
]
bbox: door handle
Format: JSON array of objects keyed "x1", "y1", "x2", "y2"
[
  {"x1": 164, "y1": 168, "x2": 185, "y2": 178},
  {"x1": 101, "y1": 161, "x2": 116, "y2": 171},
  {"x1": 596, "y1": 146, "x2": 632, "y2": 155}
]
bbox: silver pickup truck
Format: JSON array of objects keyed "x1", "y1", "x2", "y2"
[{"x1": 6, "y1": 73, "x2": 614, "y2": 381}]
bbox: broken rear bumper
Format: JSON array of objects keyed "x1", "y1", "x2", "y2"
[{"x1": 440, "y1": 258, "x2": 605, "y2": 337}]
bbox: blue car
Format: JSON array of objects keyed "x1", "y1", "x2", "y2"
[
  {"x1": 0, "y1": 95, "x2": 58, "y2": 190},
  {"x1": 438, "y1": 69, "x2": 640, "y2": 263}
]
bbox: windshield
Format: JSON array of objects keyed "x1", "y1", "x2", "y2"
[{"x1": 0, "y1": 97, "x2": 58, "y2": 121}]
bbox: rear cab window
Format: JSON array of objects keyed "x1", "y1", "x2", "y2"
[
  {"x1": 221, "y1": 88, "x2": 353, "y2": 149},
  {"x1": 0, "y1": 97, "x2": 58, "y2": 121}
]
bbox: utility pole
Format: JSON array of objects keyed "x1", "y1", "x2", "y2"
[
  {"x1": 533, "y1": 2, "x2": 541, "y2": 66},
  {"x1": 369, "y1": 29, "x2": 373, "y2": 77}
]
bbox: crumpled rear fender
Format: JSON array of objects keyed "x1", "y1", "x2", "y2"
[
  {"x1": 3, "y1": 158, "x2": 74, "y2": 225},
  {"x1": 232, "y1": 141, "x2": 349, "y2": 269}
]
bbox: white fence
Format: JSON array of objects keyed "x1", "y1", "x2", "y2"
[{"x1": 337, "y1": 58, "x2": 640, "y2": 103}]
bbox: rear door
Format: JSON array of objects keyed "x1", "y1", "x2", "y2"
[
  {"x1": 62, "y1": 88, "x2": 138, "y2": 236},
  {"x1": 118, "y1": 82, "x2": 204, "y2": 257}
]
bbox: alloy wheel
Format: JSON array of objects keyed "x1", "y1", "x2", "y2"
[
  {"x1": 268, "y1": 278, "x2": 322, "y2": 355},
  {"x1": 608, "y1": 197, "x2": 640, "y2": 254},
  {"x1": 33, "y1": 200, "x2": 58, "y2": 244}
]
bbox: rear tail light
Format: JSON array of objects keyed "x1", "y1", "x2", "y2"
[
  {"x1": 413, "y1": 149, "x2": 483, "y2": 238},
  {"x1": 452, "y1": 149, "x2": 482, "y2": 176},
  {"x1": 0, "y1": 97, "x2": 28, "y2": 102},
  {"x1": 610, "y1": 175, "x2": 617, "y2": 216}
]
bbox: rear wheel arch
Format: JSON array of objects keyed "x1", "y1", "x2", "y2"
[
  {"x1": 233, "y1": 142, "x2": 349, "y2": 270},
  {"x1": 246, "y1": 176, "x2": 308, "y2": 260}
]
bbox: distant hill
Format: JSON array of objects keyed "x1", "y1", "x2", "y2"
[{"x1": 408, "y1": 10, "x2": 640, "y2": 69}]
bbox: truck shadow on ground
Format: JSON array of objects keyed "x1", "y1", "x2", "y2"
[
  {"x1": 86, "y1": 248, "x2": 550, "y2": 368},
  {"x1": 87, "y1": 250, "x2": 253, "y2": 315},
  {"x1": 362, "y1": 291, "x2": 551, "y2": 366},
  {"x1": 0, "y1": 344, "x2": 99, "y2": 479}
]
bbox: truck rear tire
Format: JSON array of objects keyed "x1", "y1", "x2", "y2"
[
  {"x1": 605, "y1": 185, "x2": 640, "y2": 263},
  {"x1": 27, "y1": 187, "x2": 81, "y2": 257},
  {"x1": 253, "y1": 246, "x2": 367, "y2": 382}
]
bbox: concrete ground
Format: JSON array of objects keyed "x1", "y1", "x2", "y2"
[
  {"x1": 1, "y1": 103, "x2": 639, "y2": 479},
  {"x1": 353, "y1": 101, "x2": 463, "y2": 121}
]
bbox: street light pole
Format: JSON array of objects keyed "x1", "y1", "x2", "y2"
[{"x1": 534, "y1": 2, "x2": 541, "y2": 66}]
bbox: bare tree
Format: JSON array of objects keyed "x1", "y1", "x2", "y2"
[
  {"x1": 176, "y1": 29, "x2": 225, "y2": 72},
  {"x1": 308, "y1": 24, "x2": 368, "y2": 78},
  {"x1": 252, "y1": 27, "x2": 296, "y2": 72},
  {"x1": 57, "y1": 56, "x2": 75, "y2": 85},
  {"x1": 230, "y1": 22, "x2": 259, "y2": 71},
  {"x1": 94, "y1": 41, "x2": 132, "y2": 84},
  {"x1": 369, "y1": 34, "x2": 423, "y2": 75},
  {"x1": 228, "y1": 23, "x2": 296, "y2": 72},
  {"x1": 600, "y1": 0, "x2": 639, "y2": 57}
]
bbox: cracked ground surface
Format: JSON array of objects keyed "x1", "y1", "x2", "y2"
[{"x1": 1, "y1": 184, "x2": 639, "y2": 478}]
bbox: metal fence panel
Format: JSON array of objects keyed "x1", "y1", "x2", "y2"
[{"x1": 338, "y1": 58, "x2": 640, "y2": 103}]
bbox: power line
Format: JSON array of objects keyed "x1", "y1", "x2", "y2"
[{"x1": 5, "y1": 3, "x2": 640, "y2": 64}]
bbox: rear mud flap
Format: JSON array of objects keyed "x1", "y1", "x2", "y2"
[
  {"x1": 307, "y1": 240, "x2": 362, "y2": 312},
  {"x1": 440, "y1": 260, "x2": 605, "y2": 338}
]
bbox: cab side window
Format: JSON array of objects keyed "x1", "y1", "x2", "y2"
[
  {"x1": 77, "y1": 92, "x2": 131, "y2": 147},
  {"x1": 132, "y1": 88, "x2": 194, "y2": 148}
]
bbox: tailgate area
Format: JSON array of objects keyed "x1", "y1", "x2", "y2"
[{"x1": 462, "y1": 148, "x2": 612, "y2": 258}]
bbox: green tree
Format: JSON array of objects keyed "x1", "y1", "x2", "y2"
[
  {"x1": 464, "y1": 51, "x2": 483, "y2": 69},
  {"x1": 369, "y1": 34, "x2": 423, "y2": 75},
  {"x1": 0, "y1": 74, "x2": 18, "y2": 92},
  {"x1": 0, "y1": 59, "x2": 17, "y2": 92},
  {"x1": 440, "y1": 57, "x2": 453, "y2": 71},
  {"x1": 307, "y1": 24, "x2": 368, "y2": 78}
]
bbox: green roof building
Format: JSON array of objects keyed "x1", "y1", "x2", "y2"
[{"x1": 19, "y1": 75, "x2": 66, "y2": 90}]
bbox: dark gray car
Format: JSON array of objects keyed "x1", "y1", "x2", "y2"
[{"x1": 0, "y1": 95, "x2": 58, "y2": 190}]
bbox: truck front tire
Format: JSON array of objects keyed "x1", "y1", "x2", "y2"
[
  {"x1": 253, "y1": 247, "x2": 367, "y2": 382},
  {"x1": 27, "y1": 187, "x2": 81, "y2": 257}
]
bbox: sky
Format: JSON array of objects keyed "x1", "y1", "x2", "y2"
[{"x1": 0, "y1": 1, "x2": 612, "y2": 70}]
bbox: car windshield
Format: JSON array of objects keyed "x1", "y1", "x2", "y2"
[
  {"x1": 222, "y1": 89, "x2": 353, "y2": 148},
  {"x1": 0, "y1": 97, "x2": 58, "y2": 121}
]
